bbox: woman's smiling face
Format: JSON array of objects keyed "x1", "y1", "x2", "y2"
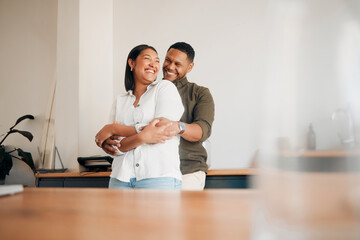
[{"x1": 129, "y1": 48, "x2": 160, "y2": 85}]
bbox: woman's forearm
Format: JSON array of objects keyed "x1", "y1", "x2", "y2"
[
  {"x1": 118, "y1": 133, "x2": 145, "y2": 152},
  {"x1": 112, "y1": 124, "x2": 137, "y2": 137},
  {"x1": 96, "y1": 123, "x2": 137, "y2": 147}
]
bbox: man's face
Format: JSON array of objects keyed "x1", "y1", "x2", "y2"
[{"x1": 162, "y1": 48, "x2": 194, "y2": 82}]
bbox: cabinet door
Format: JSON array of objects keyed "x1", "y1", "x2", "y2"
[
  {"x1": 205, "y1": 175, "x2": 251, "y2": 189},
  {"x1": 37, "y1": 178, "x2": 64, "y2": 187},
  {"x1": 64, "y1": 177, "x2": 109, "y2": 188}
]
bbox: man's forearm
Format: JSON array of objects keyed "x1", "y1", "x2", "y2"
[
  {"x1": 179, "y1": 122, "x2": 203, "y2": 142},
  {"x1": 160, "y1": 119, "x2": 203, "y2": 142}
]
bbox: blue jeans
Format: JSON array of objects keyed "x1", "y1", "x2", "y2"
[{"x1": 109, "y1": 177, "x2": 182, "y2": 190}]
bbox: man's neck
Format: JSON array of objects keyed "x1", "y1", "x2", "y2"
[{"x1": 172, "y1": 76, "x2": 187, "y2": 85}]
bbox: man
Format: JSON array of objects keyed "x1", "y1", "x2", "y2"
[
  {"x1": 160, "y1": 42, "x2": 215, "y2": 190},
  {"x1": 101, "y1": 42, "x2": 215, "y2": 190}
]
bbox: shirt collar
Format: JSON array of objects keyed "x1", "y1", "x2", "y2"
[
  {"x1": 170, "y1": 76, "x2": 188, "y2": 88},
  {"x1": 125, "y1": 79, "x2": 160, "y2": 96}
]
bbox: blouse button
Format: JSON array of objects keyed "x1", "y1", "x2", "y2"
[{"x1": 136, "y1": 163, "x2": 139, "y2": 167}]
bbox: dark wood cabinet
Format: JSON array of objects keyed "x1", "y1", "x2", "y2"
[{"x1": 36, "y1": 169, "x2": 256, "y2": 188}]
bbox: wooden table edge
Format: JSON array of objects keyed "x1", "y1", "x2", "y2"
[{"x1": 35, "y1": 169, "x2": 257, "y2": 178}]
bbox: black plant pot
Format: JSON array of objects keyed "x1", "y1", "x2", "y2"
[{"x1": 0, "y1": 176, "x2": 5, "y2": 185}]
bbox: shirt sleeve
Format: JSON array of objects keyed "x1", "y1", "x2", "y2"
[
  {"x1": 155, "y1": 80, "x2": 184, "y2": 121},
  {"x1": 105, "y1": 97, "x2": 126, "y2": 156},
  {"x1": 193, "y1": 87, "x2": 215, "y2": 142},
  {"x1": 108, "y1": 97, "x2": 117, "y2": 124}
]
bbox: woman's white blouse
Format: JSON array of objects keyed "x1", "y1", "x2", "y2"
[{"x1": 109, "y1": 80, "x2": 184, "y2": 182}]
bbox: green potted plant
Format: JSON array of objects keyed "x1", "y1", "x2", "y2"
[{"x1": 0, "y1": 115, "x2": 36, "y2": 184}]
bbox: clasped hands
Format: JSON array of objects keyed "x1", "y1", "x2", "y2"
[{"x1": 95, "y1": 118, "x2": 180, "y2": 156}]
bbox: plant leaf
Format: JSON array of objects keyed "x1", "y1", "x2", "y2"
[
  {"x1": 0, "y1": 146, "x2": 13, "y2": 176},
  {"x1": 9, "y1": 129, "x2": 33, "y2": 142},
  {"x1": 10, "y1": 114, "x2": 34, "y2": 130},
  {"x1": 16, "y1": 148, "x2": 36, "y2": 173}
]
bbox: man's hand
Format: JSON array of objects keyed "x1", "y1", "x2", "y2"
[
  {"x1": 95, "y1": 122, "x2": 116, "y2": 147},
  {"x1": 101, "y1": 135, "x2": 121, "y2": 155},
  {"x1": 139, "y1": 118, "x2": 174, "y2": 144},
  {"x1": 155, "y1": 117, "x2": 180, "y2": 137}
]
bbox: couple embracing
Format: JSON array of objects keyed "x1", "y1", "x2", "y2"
[{"x1": 95, "y1": 42, "x2": 214, "y2": 190}]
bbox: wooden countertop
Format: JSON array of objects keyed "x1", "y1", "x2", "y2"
[
  {"x1": 36, "y1": 168, "x2": 257, "y2": 178},
  {"x1": 279, "y1": 150, "x2": 360, "y2": 157},
  {"x1": 0, "y1": 188, "x2": 255, "y2": 240}
]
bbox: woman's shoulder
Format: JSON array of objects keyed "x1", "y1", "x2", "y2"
[
  {"x1": 113, "y1": 91, "x2": 133, "y2": 104},
  {"x1": 154, "y1": 79, "x2": 177, "y2": 89},
  {"x1": 115, "y1": 91, "x2": 132, "y2": 98}
]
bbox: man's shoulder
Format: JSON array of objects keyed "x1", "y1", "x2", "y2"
[{"x1": 185, "y1": 80, "x2": 212, "y2": 96}]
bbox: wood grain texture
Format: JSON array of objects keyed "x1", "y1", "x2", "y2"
[{"x1": 0, "y1": 188, "x2": 255, "y2": 240}]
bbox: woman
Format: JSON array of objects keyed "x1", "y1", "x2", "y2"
[{"x1": 95, "y1": 44, "x2": 184, "y2": 189}]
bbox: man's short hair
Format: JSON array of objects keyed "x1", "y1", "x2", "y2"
[{"x1": 168, "y1": 42, "x2": 195, "y2": 62}]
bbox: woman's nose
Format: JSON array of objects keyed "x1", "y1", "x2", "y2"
[{"x1": 149, "y1": 59, "x2": 158, "y2": 67}]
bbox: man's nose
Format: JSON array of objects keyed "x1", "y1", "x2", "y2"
[{"x1": 168, "y1": 62, "x2": 175, "y2": 69}]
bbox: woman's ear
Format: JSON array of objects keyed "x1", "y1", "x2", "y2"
[{"x1": 128, "y1": 58, "x2": 135, "y2": 71}]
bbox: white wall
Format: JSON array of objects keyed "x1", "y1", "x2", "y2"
[
  {"x1": 78, "y1": 0, "x2": 114, "y2": 158},
  {"x1": 260, "y1": 0, "x2": 360, "y2": 157},
  {"x1": 113, "y1": 0, "x2": 269, "y2": 169},
  {"x1": 55, "y1": 0, "x2": 80, "y2": 171},
  {"x1": 0, "y1": 0, "x2": 57, "y2": 170},
  {"x1": 2, "y1": 0, "x2": 360, "y2": 174},
  {"x1": 113, "y1": 0, "x2": 360, "y2": 169},
  {"x1": 56, "y1": 0, "x2": 114, "y2": 171}
]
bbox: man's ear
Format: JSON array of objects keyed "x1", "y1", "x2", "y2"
[{"x1": 187, "y1": 62, "x2": 194, "y2": 73}]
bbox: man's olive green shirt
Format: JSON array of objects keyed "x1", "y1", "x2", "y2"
[{"x1": 172, "y1": 77, "x2": 215, "y2": 175}]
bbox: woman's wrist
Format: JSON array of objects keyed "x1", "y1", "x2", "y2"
[
  {"x1": 109, "y1": 123, "x2": 116, "y2": 136},
  {"x1": 137, "y1": 130, "x2": 148, "y2": 145}
]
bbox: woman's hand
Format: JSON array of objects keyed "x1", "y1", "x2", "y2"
[
  {"x1": 139, "y1": 118, "x2": 174, "y2": 144},
  {"x1": 95, "y1": 122, "x2": 116, "y2": 147}
]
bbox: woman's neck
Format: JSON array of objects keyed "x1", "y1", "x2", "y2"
[
  {"x1": 133, "y1": 83, "x2": 147, "y2": 107},
  {"x1": 133, "y1": 85, "x2": 147, "y2": 98}
]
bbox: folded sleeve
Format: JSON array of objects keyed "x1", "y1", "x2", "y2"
[{"x1": 193, "y1": 87, "x2": 215, "y2": 142}]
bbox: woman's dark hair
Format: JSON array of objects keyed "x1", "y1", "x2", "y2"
[
  {"x1": 125, "y1": 44, "x2": 157, "y2": 91},
  {"x1": 167, "y1": 42, "x2": 195, "y2": 62}
]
